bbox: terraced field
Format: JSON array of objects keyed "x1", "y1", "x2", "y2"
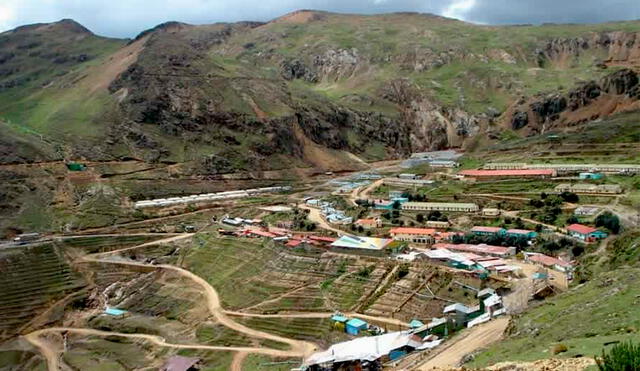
[
  {"x1": 0, "y1": 243, "x2": 86, "y2": 339},
  {"x1": 56, "y1": 234, "x2": 167, "y2": 254}
]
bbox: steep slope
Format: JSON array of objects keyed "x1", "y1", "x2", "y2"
[{"x1": 1, "y1": 13, "x2": 640, "y2": 169}]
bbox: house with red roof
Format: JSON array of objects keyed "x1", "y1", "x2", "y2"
[
  {"x1": 525, "y1": 252, "x2": 573, "y2": 272},
  {"x1": 389, "y1": 227, "x2": 437, "y2": 244},
  {"x1": 355, "y1": 218, "x2": 382, "y2": 229},
  {"x1": 566, "y1": 223, "x2": 608, "y2": 242}
]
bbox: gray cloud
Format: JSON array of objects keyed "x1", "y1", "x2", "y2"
[
  {"x1": 461, "y1": 0, "x2": 640, "y2": 25},
  {"x1": 0, "y1": 0, "x2": 638, "y2": 38}
]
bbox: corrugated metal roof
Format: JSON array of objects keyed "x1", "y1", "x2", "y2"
[
  {"x1": 460, "y1": 169, "x2": 555, "y2": 176},
  {"x1": 567, "y1": 223, "x2": 598, "y2": 234}
]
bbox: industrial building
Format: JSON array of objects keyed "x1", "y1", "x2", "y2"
[
  {"x1": 330, "y1": 236, "x2": 393, "y2": 252},
  {"x1": 134, "y1": 186, "x2": 291, "y2": 209},
  {"x1": 555, "y1": 183, "x2": 622, "y2": 194},
  {"x1": 459, "y1": 169, "x2": 556, "y2": 179},
  {"x1": 401, "y1": 202, "x2": 479, "y2": 213},
  {"x1": 483, "y1": 163, "x2": 640, "y2": 174},
  {"x1": 433, "y1": 243, "x2": 516, "y2": 258}
]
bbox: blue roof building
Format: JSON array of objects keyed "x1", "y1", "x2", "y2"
[
  {"x1": 104, "y1": 308, "x2": 127, "y2": 316},
  {"x1": 345, "y1": 318, "x2": 368, "y2": 335},
  {"x1": 409, "y1": 319, "x2": 424, "y2": 328}
]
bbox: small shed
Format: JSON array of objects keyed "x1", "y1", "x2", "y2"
[
  {"x1": 345, "y1": 318, "x2": 368, "y2": 335},
  {"x1": 409, "y1": 319, "x2": 424, "y2": 329},
  {"x1": 579, "y1": 172, "x2": 603, "y2": 180},
  {"x1": 104, "y1": 308, "x2": 127, "y2": 318},
  {"x1": 66, "y1": 162, "x2": 87, "y2": 171}
]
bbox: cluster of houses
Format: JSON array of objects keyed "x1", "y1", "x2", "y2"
[
  {"x1": 303, "y1": 287, "x2": 505, "y2": 370},
  {"x1": 306, "y1": 198, "x2": 353, "y2": 224},
  {"x1": 470, "y1": 226, "x2": 538, "y2": 240}
]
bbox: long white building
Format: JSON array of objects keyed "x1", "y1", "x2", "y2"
[{"x1": 134, "y1": 186, "x2": 291, "y2": 208}]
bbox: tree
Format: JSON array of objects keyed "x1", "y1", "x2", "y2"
[
  {"x1": 392, "y1": 200, "x2": 401, "y2": 210},
  {"x1": 416, "y1": 213, "x2": 425, "y2": 223},
  {"x1": 595, "y1": 212, "x2": 620, "y2": 234},
  {"x1": 560, "y1": 191, "x2": 579, "y2": 203},
  {"x1": 357, "y1": 225, "x2": 364, "y2": 233},
  {"x1": 427, "y1": 210, "x2": 442, "y2": 221}
]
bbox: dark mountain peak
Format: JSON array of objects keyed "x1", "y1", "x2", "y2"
[
  {"x1": 132, "y1": 21, "x2": 191, "y2": 41},
  {"x1": 4, "y1": 18, "x2": 92, "y2": 36}
]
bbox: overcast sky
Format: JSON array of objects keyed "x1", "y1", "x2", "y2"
[{"x1": 1, "y1": 0, "x2": 639, "y2": 38}]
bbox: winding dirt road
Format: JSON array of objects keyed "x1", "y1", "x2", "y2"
[{"x1": 416, "y1": 317, "x2": 510, "y2": 369}]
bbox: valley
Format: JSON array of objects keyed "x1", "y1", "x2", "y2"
[{"x1": 1, "y1": 8, "x2": 640, "y2": 371}]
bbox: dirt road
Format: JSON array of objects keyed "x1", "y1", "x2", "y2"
[
  {"x1": 298, "y1": 204, "x2": 353, "y2": 236},
  {"x1": 224, "y1": 311, "x2": 410, "y2": 328},
  {"x1": 82, "y1": 255, "x2": 317, "y2": 357},
  {"x1": 417, "y1": 317, "x2": 510, "y2": 369}
]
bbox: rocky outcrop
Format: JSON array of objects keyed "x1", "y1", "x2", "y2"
[
  {"x1": 313, "y1": 48, "x2": 362, "y2": 80},
  {"x1": 503, "y1": 68, "x2": 640, "y2": 133},
  {"x1": 280, "y1": 59, "x2": 318, "y2": 82},
  {"x1": 536, "y1": 31, "x2": 640, "y2": 67}
]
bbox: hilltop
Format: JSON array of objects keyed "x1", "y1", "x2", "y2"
[{"x1": 1, "y1": 12, "x2": 639, "y2": 167}]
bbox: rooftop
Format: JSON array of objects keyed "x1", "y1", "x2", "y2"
[
  {"x1": 526, "y1": 252, "x2": 572, "y2": 268},
  {"x1": 330, "y1": 236, "x2": 392, "y2": 250},
  {"x1": 434, "y1": 243, "x2": 513, "y2": 256},
  {"x1": 567, "y1": 223, "x2": 598, "y2": 235},
  {"x1": 403, "y1": 202, "x2": 479, "y2": 209},
  {"x1": 471, "y1": 226, "x2": 504, "y2": 233},
  {"x1": 389, "y1": 227, "x2": 437, "y2": 235},
  {"x1": 460, "y1": 169, "x2": 555, "y2": 176}
]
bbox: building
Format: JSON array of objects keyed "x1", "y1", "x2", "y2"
[
  {"x1": 459, "y1": 169, "x2": 556, "y2": 179},
  {"x1": 389, "y1": 227, "x2": 437, "y2": 244},
  {"x1": 484, "y1": 163, "x2": 640, "y2": 174},
  {"x1": 389, "y1": 190, "x2": 404, "y2": 199},
  {"x1": 345, "y1": 318, "x2": 369, "y2": 335},
  {"x1": 355, "y1": 218, "x2": 382, "y2": 229},
  {"x1": 482, "y1": 208, "x2": 500, "y2": 217},
  {"x1": 398, "y1": 173, "x2": 420, "y2": 180},
  {"x1": 434, "y1": 243, "x2": 516, "y2": 258},
  {"x1": 579, "y1": 172, "x2": 603, "y2": 180},
  {"x1": 104, "y1": 308, "x2": 127, "y2": 318},
  {"x1": 555, "y1": 183, "x2": 622, "y2": 194},
  {"x1": 401, "y1": 202, "x2": 479, "y2": 213},
  {"x1": 160, "y1": 356, "x2": 201, "y2": 371},
  {"x1": 427, "y1": 160, "x2": 459, "y2": 168},
  {"x1": 471, "y1": 226, "x2": 504, "y2": 236},
  {"x1": 303, "y1": 329, "x2": 441, "y2": 369},
  {"x1": 505, "y1": 229, "x2": 538, "y2": 239},
  {"x1": 566, "y1": 224, "x2": 608, "y2": 242},
  {"x1": 330, "y1": 236, "x2": 393, "y2": 253},
  {"x1": 425, "y1": 220, "x2": 450, "y2": 229},
  {"x1": 524, "y1": 252, "x2": 573, "y2": 272},
  {"x1": 574, "y1": 206, "x2": 600, "y2": 216}
]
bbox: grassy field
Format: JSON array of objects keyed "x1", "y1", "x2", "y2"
[{"x1": 469, "y1": 267, "x2": 640, "y2": 367}]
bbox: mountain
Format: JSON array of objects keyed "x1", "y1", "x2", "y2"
[{"x1": 1, "y1": 12, "x2": 640, "y2": 171}]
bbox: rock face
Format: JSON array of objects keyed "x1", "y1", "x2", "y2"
[
  {"x1": 313, "y1": 48, "x2": 362, "y2": 80},
  {"x1": 503, "y1": 68, "x2": 640, "y2": 133},
  {"x1": 536, "y1": 31, "x2": 640, "y2": 67},
  {"x1": 280, "y1": 59, "x2": 318, "y2": 82}
]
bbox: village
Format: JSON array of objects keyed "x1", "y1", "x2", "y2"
[
  {"x1": 3, "y1": 150, "x2": 638, "y2": 371},
  {"x1": 98, "y1": 149, "x2": 636, "y2": 371}
]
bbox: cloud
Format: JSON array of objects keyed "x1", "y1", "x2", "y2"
[{"x1": 0, "y1": 0, "x2": 638, "y2": 38}]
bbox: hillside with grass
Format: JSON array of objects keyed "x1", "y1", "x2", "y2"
[{"x1": 1, "y1": 12, "x2": 640, "y2": 169}]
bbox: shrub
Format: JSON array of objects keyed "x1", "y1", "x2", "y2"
[
  {"x1": 595, "y1": 212, "x2": 621, "y2": 234},
  {"x1": 552, "y1": 344, "x2": 568, "y2": 354},
  {"x1": 596, "y1": 341, "x2": 640, "y2": 371}
]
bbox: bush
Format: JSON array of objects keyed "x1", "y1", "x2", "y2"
[
  {"x1": 596, "y1": 341, "x2": 640, "y2": 371},
  {"x1": 416, "y1": 213, "x2": 425, "y2": 223},
  {"x1": 552, "y1": 344, "x2": 568, "y2": 355},
  {"x1": 560, "y1": 191, "x2": 579, "y2": 203},
  {"x1": 595, "y1": 212, "x2": 621, "y2": 234}
]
